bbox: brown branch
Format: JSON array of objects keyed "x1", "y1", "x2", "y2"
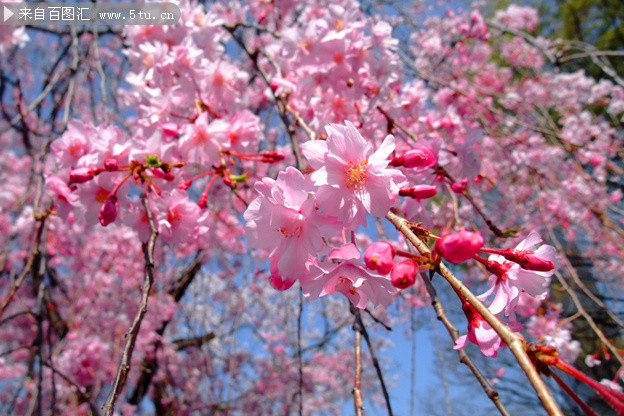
[
  {"x1": 172, "y1": 332, "x2": 216, "y2": 351},
  {"x1": 419, "y1": 272, "x2": 511, "y2": 416},
  {"x1": 352, "y1": 326, "x2": 364, "y2": 416},
  {"x1": 128, "y1": 252, "x2": 205, "y2": 405},
  {"x1": 102, "y1": 195, "x2": 158, "y2": 416},
  {"x1": 386, "y1": 211, "x2": 563, "y2": 416},
  {"x1": 223, "y1": 25, "x2": 309, "y2": 170},
  {"x1": 0, "y1": 218, "x2": 46, "y2": 321}
]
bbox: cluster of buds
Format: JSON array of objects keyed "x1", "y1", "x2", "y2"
[
  {"x1": 68, "y1": 155, "x2": 184, "y2": 227},
  {"x1": 363, "y1": 241, "x2": 431, "y2": 290}
]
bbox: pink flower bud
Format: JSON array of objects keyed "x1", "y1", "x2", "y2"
[
  {"x1": 69, "y1": 167, "x2": 95, "y2": 184},
  {"x1": 99, "y1": 195, "x2": 118, "y2": 226},
  {"x1": 519, "y1": 253, "x2": 554, "y2": 272},
  {"x1": 402, "y1": 148, "x2": 436, "y2": 169},
  {"x1": 399, "y1": 185, "x2": 438, "y2": 199},
  {"x1": 434, "y1": 231, "x2": 484, "y2": 263},
  {"x1": 451, "y1": 178, "x2": 469, "y2": 194},
  {"x1": 162, "y1": 123, "x2": 179, "y2": 137},
  {"x1": 179, "y1": 180, "x2": 193, "y2": 191},
  {"x1": 104, "y1": 158, "x2": 118, "y2": 171},
  {"x1": 391, "y1": 260, "x2": 418, "y2": 289},
  {"x1": 270, "y1": 274, "x2": 296, "y2": 291},
  {"x1": 364, "y1": 241, "x2": 395, "y2": 274}
]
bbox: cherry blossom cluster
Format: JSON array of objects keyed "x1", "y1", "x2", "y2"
[{"x1": 1, "y1": 0, "x2": 622, "y2": 413}]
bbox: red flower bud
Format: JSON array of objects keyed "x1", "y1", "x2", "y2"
[
  {"x1": 402, "y1": 148, "x2": 436, "y2": 168},
  {"x1": 520, "y1": 253, "x2": 554, "y2": 272},
  {"x1": 399, "y1": 185, "x2": 438, "y2": 199},
  {"x1": 161, "y1": 122, "x2": 179, "y2": 138},
  {"x1": 434, "y1": 231, "x2": 483, "y2": 263},
  {"x1": 451, "y1": 178, "x2": 469, "y2": 194},
  {"x1": 104, "y1": 158, "x2": 118, "y2": 171},
  {"x1": 99, "y1": 195, "x2": 119, "y2": 226},
  {"x1": 391, "y1": 260, "x2": 418, "y2": 289},
  {"x1": 260, "y1": 151, "x2": 286, "y2": 163},
  {"x1": 364, "y1": 241, "x2": 395, "y2": 275},
  {"x1": 69, "y1": 167, "x2": 95, "y2": 184},
  {"x1": 498, "y1": 249, "x2": 555, "y2": 272}
]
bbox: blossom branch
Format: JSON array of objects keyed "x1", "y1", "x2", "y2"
[
  {"x1": 418, "y1": 271, "x2": 511, "y2": 416},
  {"x1": 223, "y1": 26, "x2": 307, "y2": 170},
  {"x1": 102, "y1": 195, "x2": 158, "y2": 416},
  {"x1": 386, "y1": 211, "x2": 563, "y2": 416}
]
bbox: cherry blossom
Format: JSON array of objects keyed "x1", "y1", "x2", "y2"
[{"x1": 301, "y1": 121, "x2": 406, "y2": 230}]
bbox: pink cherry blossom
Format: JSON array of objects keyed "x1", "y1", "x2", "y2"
[
  {"x1": 156, "y1": 189, "x2": 201, "y2": 245},
  {"x1": 244, "y1": 167, "x2": 339, "y2": 280},
  {"x1": 477, "y1": 232, "x2": 557, "y2": 317},
  {"x1": 304, "y1": 257, "x2": 397, "y2": 309},
  {"x1": 301, "y1": 121, "x2": 406, "y2": 230}
]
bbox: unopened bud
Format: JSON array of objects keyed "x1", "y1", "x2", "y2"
[
  {"x1": 104, "y1": 158, "x2": 118, "y2": 171},
  {"x1": 451, "y1": 178, "x2": 469, "y2": 194},
  {"x1": 391, "y1": 260, "x2": 418, "y2": 289},
  {"x1": 260, "y1": 151, "x2": 286, "y2": 163},
  {"x1": 161, "y1": 123, "x2": 179, "y2": 138},
  {"x1": 69, "y1": 167, "x2": 96, "y2": 184},
  {"x1": 402, "y1": 148, "x2": 436, "y2": 168},
  {"x1": 500, "y1": 249, "x2": 555, "y2": 272},
  {"x1": 99, "y1": 195, "x2": 119, "y2": 226},
  {"x1": 434, "y1": 230, "x2": 483, "y2": 263},
  {"x1": 399, "y1": 185, "x2": 438, "y2": 199}
]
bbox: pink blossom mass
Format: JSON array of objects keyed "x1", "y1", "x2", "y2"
[{"x1": 0, "y1": 1, "x2": 622, "y2": 415}]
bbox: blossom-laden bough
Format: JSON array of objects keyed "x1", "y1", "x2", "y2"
[{"x1": 0, "y1": 0, "x2": 622, "y2": 415}]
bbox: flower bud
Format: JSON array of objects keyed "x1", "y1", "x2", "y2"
[
  {"x1": 501, "y1": 250, "x2": 554, "y2": 272},
  {"x1": 69, "y1": 167, "x2": 95, "y2": 184},
  {"x1": 399, "y1": 185, "x2": 437, "y2": 199},
  {"x1": 104, "y1": 158, "x2": 118, "y2": 171},
  {"x1": 99, "y1": 195, "x2": 119, "y2": 226},
  {"x1": 390, "y1": 146, "x2": 437, "y2": 169},
  {"x1": 260, "y1": 151, "x2": 286, "y2": 163},
  {"x1": 364, "y1": 241, "x2": 395, "y2": 275},
  {"x1": 434, "y1": 230, "x2": 483, "y2": 263},
  {"x1": 451, "y1": 178, "x2": 469, "y2": 194},
  {"x1": 402, "y1": 148, "x2": 436, "y2": 169},
  {"x1": 161, "y1": 123, "x2": 179, "y2": 138},
  {"x1": 391, "y1": 260, "x2": 418, "y2": 289},
  {"x1": 519, "y1": 253, "x2": 554, "y2": 272}
]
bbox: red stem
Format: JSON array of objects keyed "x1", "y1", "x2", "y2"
[{"x1": 551, "y1": 371, "x2": 600, "y2": 416}]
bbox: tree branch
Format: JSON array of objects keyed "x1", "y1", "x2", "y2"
[
  {"x1": 386, "y1": 210, "x2": 563, "y2": 416},
  {"x1": 102, "y1": 195, "x2": 158, "y2": 416}
]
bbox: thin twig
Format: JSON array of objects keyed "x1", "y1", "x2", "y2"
[
  {"x1": 102, "y1": 195, "x2": 158, "y2": 416},
  {"x1": 351, "y1": 304, "x2": 394, "y2": 416},
  {"x1": 386, "y1": 211, "x2": 563, "y2": 416},
  {"x1": 544, "y1": 223, "x2": 624, "y2": 329},
  {"x1": 428, "y1": 305, "x2": 453, "y2": 415}
]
